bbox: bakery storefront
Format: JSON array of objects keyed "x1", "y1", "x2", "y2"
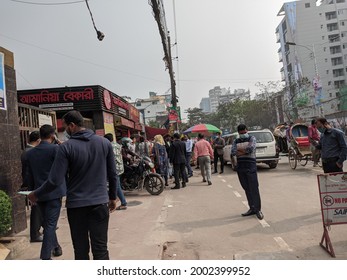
[{"x1": 17, "y1": 85, "x2": 141, "y2": 139}]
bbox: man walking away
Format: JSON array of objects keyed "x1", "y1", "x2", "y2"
[
  {"x1": 169, "y1": 133, "x2": 188, "y2": 189},
  {"x1": 28, "y1": 110, "x2": 117, "y2": 260},
  {"x1": 212, "y1": 131, "x2": 225, "y2": 174},
  {"x1": 21, "y1": 130, "x2": 43, "y2": 243},
  {"x1": 182, "y1": 135, "x2": 193, "y2": 178},
  {"x1": 193, "y1": 133, "x2": 214, "y2": 185},
  {"x1": 26, "y1": 125, "x2": 66, "y2": 260},
  {"x1": 231, "y1": 124, "x2": 263, "y2": 220},
  {"x1": 104, "y1": 133, "x2": 127, "y2": 210},
  {"x1": 316, "y1": 117, "x2": 347, "y2": 173}
]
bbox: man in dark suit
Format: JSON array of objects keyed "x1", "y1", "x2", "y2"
[
  {"x1": 20, "y1": 130, "x2": 43, "y2": 242},
  {"x1": 169, "y1": 133, "x2": 188, "y2": 189},
  {"x1": 26, "y1": 125, "x2": 66, "y2": 260},
  {"x1": 212, "y1": 132, "x2": 225, "y2": 174}
]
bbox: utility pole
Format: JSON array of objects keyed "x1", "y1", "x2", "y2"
[{"x1": 167, "y1": 33, "x2": 177, "y2": 108}]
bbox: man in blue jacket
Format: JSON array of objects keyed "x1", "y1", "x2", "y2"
[
  {"x1": 26, "y1": 124, "x2": 66, "y2": 260},
  {"x1": 316, "y1": 117, "x2": 347, "y2": 173},
  {"x1": 29, "y1": 110, "x2": 117, "y2": 260},
  {"x1": 231, "y1": 124, "x2": 263, "y2": 220}
]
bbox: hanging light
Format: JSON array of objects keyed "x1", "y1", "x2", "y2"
[{"x1": 85, "y1": 0, "x2": 104, "y2": 41}]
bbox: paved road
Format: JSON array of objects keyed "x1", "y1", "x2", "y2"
[{"x1": 9, "y1": 157, "x2": 347, "y2": 260}]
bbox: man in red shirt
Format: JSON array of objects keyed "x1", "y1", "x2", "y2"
[
  {"x1": 308, "y1": 119, "x2": 320, "y2": 167},
  {"x1": 193, "y1": 133, "x2": 214, "y2": 185}
]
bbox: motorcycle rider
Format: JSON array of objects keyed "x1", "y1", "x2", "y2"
[{"x1": 121, "y1": 137, "x2": 139, "y2": 175}]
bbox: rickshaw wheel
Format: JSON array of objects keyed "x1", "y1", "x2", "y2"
[
  {"x1": 288, "y1": 149, "x2": 297, "y2": 169},
  {"x1": 299, "y1": 155, "x2": 308, "y2": 166}
]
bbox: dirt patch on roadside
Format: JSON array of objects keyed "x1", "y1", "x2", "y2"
[{"x1": 161, "y1": 241, "x2": 200, "y2": 260}]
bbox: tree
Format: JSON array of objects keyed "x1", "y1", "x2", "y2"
[
  {"x1": 186, "y1": 107, "x2": 209, "y2": 126},
  {"x1": 147, "y1": 120, "x2": 160, "y2": 128}
]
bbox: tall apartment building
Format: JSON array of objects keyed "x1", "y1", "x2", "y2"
[
  {"x1": 209, "y1": 86, "x2": 227, "y2": 113},
  {"x1": 199, "y1": 97, "x2": 211, "y2": 113},
  {"x1": 207, "y1": 86, "x2": 251, "y2": 113},
  {"x1": 276, "y1": 0, "x2": 347, "y2": 121}
]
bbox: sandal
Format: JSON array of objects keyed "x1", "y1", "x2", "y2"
[{"x1": 116, "y1": 205, "x2": 127, "y2": 210}]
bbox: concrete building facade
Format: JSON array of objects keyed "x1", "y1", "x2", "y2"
[
  {"x1": 277, "y1": 0, "x2": 347, "y2": 122},
  {"x1": 205, "y1": 86, "x2": 251, "y2": 113},
  {"x1": 133, "y1": 92, "x2": 171, "y2": 126},
  {"x1": 199, "y1": 97, "x2": 211, "y2": 113}
]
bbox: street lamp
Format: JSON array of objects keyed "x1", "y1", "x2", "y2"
[
  {"x1": 285, "y1": 41, "x2": 318, "y2": 77},
  {"x1": 286, "y1": 41, "x2": 324, "y2": 117}
]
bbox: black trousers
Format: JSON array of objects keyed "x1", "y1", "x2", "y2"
[
  {"x1": 214, "y1": 151, "x2": 224, "y2": 172},
  {"x1": 322, "y1": 158, "x2": 343, "y2": 173},
  {"x1": 236, "y1": 161, "x2": 261, "y2": 212},
  {"x1": 30, "y1": 204, "x2": 43, "y2": 240},
  {"x1": 67, "y1": 203, "x2": 110, "y2": 260},
  {"x1": 173, "y1": 163, "x2": 187, "y2": 187}
]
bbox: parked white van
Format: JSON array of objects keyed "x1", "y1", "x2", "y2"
[{"x1": 223, "y1": 129, "x2": 280, "y2": 169}]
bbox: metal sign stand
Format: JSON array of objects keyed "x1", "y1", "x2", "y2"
[
  {"x1": 319, "y1": 225, "x2": 335, "y2": 258},
  {"x1": 317, "y1": 172, "x2": 347, "y2": 258}
]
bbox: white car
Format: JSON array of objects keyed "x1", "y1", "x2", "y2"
[{"x1": 223, "y1": 129, "x2": 280, "y2": 169}]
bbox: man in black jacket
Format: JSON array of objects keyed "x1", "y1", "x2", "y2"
[
  {"x1": 169, "y1": 133, "x2": 188, "y2": 189},
  {"x1": 212, "y1": 132, "x2": 225, "y2": 174},
  {"x1": 26, "y1": 125, "x2": 66, "y2": 259},
  {"x1": 28, "y1": 110, "x2": 117, "y2": 260},
  {"x1": 21, "y1": 130, "x2": 43, "y2": 242}
]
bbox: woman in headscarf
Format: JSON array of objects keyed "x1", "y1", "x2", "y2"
[{"x1": 152, "y1": 134, "x2": 169, "y2": 186}]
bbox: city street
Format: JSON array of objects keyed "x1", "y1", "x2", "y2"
[{"x1": 10, "y1": 157, "x2": 347, "y2": 260}]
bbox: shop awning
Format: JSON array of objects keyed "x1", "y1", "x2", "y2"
[{"x1": 145, "y1": 126, "x2": 168, "y2": 140}]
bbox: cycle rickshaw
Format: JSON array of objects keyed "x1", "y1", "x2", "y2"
[{"x1": 288, "y1": 123, "x2": 317, "y2": 169}]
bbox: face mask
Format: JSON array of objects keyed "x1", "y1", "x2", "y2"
[
  {"x1": 239, "y1": 133, "x2": 249, "y2": 139},
  {"x1": 318, "y1": 127, "x2": 326, "y2": 133},
  {"x1": 63, "y1": 130, "x2": 71, "y2": 140}
]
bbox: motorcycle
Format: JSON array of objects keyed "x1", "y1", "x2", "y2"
[{"x1": 121, "y1": 156, "x2": 164, "y2": 195}]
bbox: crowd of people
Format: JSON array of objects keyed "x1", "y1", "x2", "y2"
[{"x1": 21, "y1": 109, "x2": 347, "y2": 260}]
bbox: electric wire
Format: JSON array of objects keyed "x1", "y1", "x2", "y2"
[
  {"x1": 16, "y1": 71, "x2": 36, "y2": 88},
  {"x1": 9, "y1": 0, "x2": 88, "y2": 5},
  {"x1": 172, "y1": 0, "x2": 180, "y2": 98},
  {"x1": 0, "y1": 33, "x2": 168, "y2": 84},
  {"x1": 84, "y1": 0, "x2": 98, "y2": 33}
]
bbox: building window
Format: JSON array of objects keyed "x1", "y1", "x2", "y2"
[
  {"x1": 332, "y1": 57, "x2": 343, "y2": 65},
  {"x1": 333, "y1": 68, "x2": 344, "y2": 77},
  {"x1": 327, "y1": 70, "x2": 329, "y2": 74},
  {"x1": 305, "y1": 3, "x2": 310, "y2": 8},
  {"x1": 327, "y1": 23, "x2": 338, "y2": 32},
  {"x1": 337, "y1": 0, "x2": 345, "y2": 3},
  {"x1": 330, "y1": 45, "x2": 342, "y2": 54},
  {"x1": 325, "y1": 58, "x2": 328, "y2": 62},
  {"x1": 330, "y1": 92, "x2": 333, "y2": 97},
  {"x1": 326, "y1": 11, "x2": 337, "y2": 20},
  {"x1": 321, "y1": 25, "x2": 324, "y2": 29},
  {"x1": 342, "y1": 21, "x2": 345, "y2": 26},
  {"x1": 328, "y1": 81, "x2": 332, "y2": 85}
]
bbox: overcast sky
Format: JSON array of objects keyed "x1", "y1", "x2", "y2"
[{"x1": 0, "y1": 0, "x2": 287, "y2": 119}]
